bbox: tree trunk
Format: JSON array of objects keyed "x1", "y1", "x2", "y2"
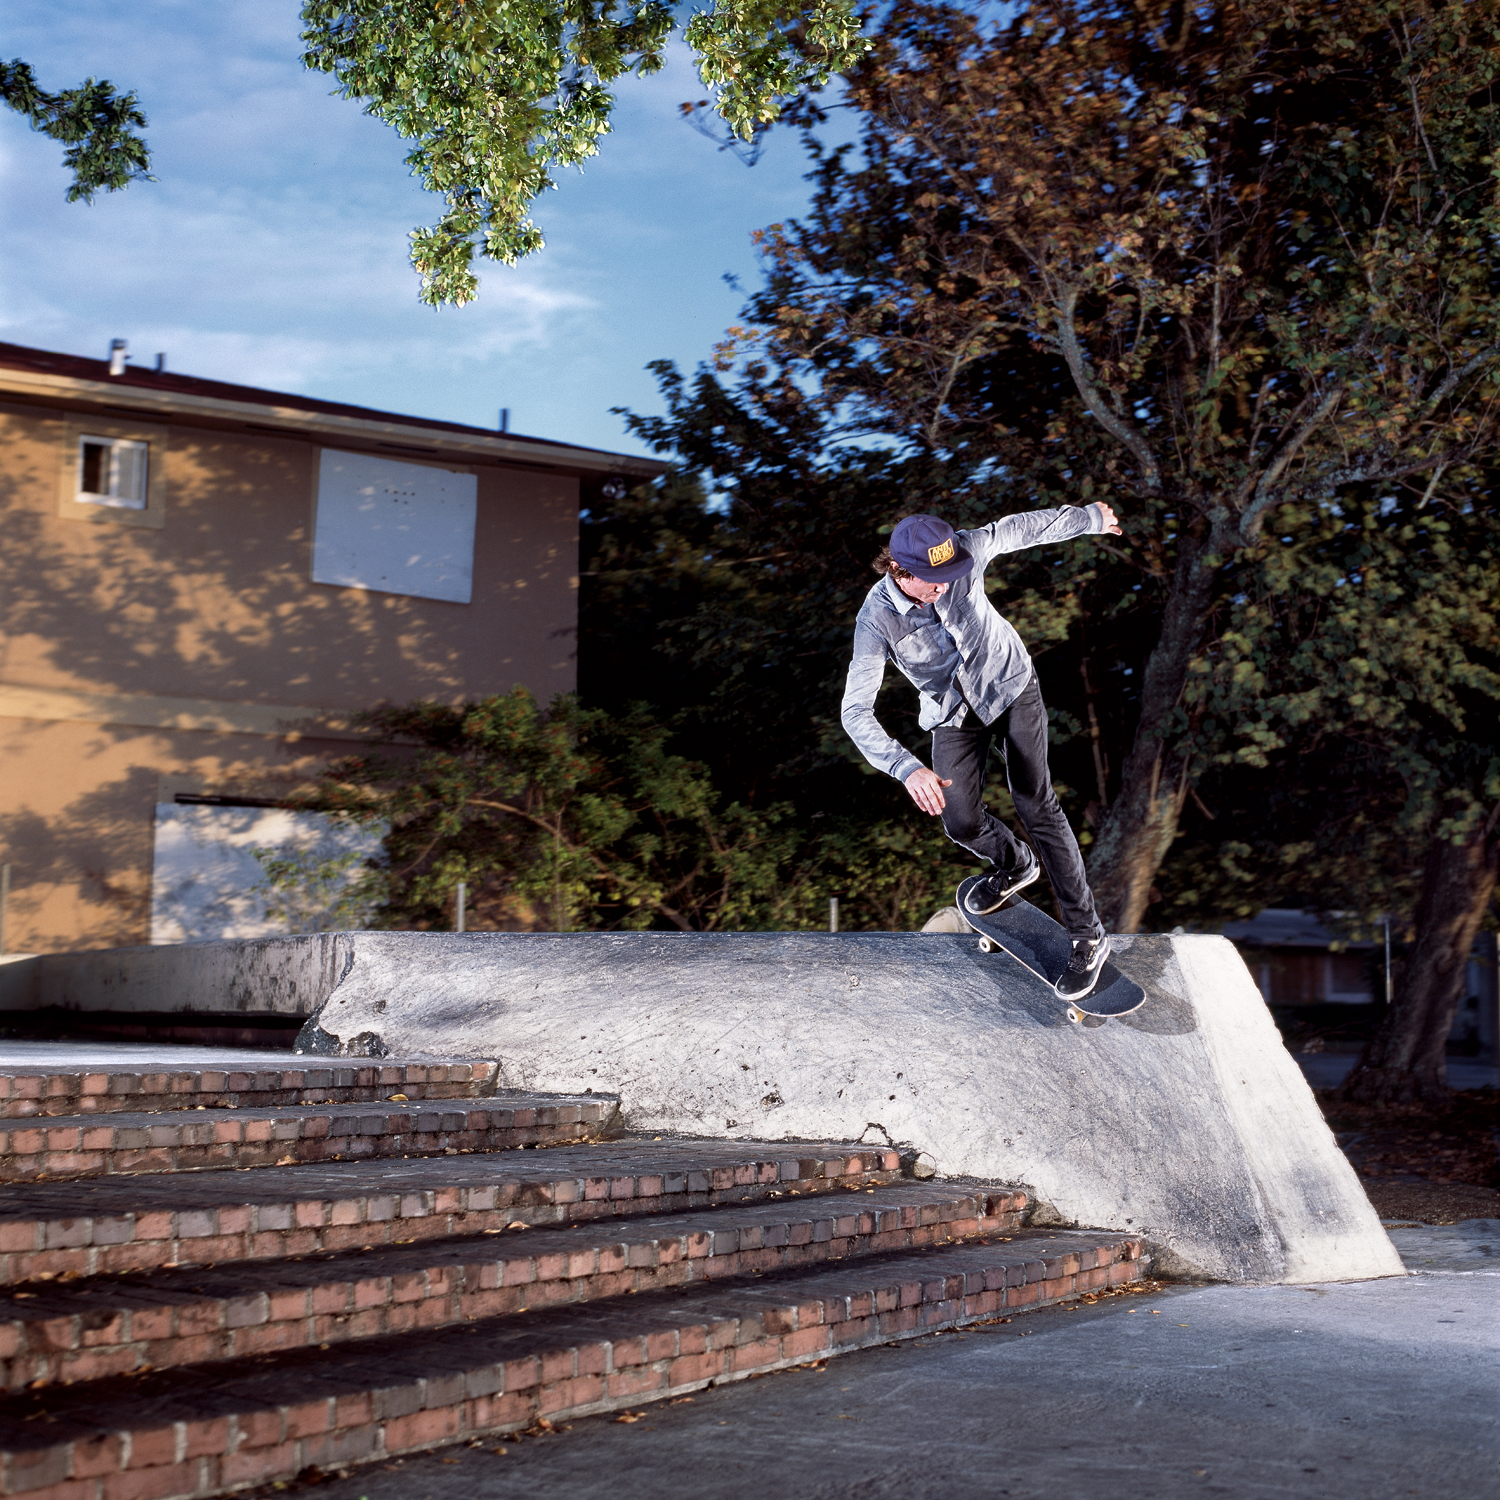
[
  {"x1": 1339, "y1": 809, "x2": 1500, "y2": 1107},
  {"x1": 1086, "y1": 533, "x2": 1219, "y2": 931}
]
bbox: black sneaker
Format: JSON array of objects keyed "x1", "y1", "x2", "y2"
[
  {"x1": 1055, "y1": 935, "x2": 1111, "y2": 1001},
  {"x1": 962, "y1": 852, "x2": 1041, "y2": 916}
]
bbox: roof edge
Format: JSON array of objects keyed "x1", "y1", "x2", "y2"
[{"x1": 0, "y1": 366, "x2": 665, "y2": 477}]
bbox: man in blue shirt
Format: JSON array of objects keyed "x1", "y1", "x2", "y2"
[{"x1": 841, "y1": 507, "x2": 1121, "y2": 1000}]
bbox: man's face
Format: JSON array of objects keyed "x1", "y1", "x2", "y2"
[{"x1": 894, "y1": 573, "x2": 949, "y2": 605}]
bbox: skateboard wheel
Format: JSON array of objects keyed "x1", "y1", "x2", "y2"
[
  {"x1": 1066, "y1": 1005, "x2": 1084, "y2": 1024},
  {"x1": 978, "y1": 936, "x2": 996, "y2": 953}
]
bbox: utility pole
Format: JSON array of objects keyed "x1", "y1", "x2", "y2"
[{"x1": 1383, "y1": 917, "x2": 1393, "y2": 1006}]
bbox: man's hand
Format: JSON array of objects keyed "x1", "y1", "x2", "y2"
[
  {"x1": 1096, "y1": 501, "x2": 1123, "y2": 536},
  {"x1": 904, "y1": 767, "x2": 952, "y2": 816}
]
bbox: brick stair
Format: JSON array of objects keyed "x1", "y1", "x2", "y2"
[
  {"x1": 0, "y1": 1094, "x2": 623, "y2": 1183},
  {"x1": 0, "y1": 1062, "x2": 500, "y2": 1120},
  {"x1": 0, "y1": 1183, "x2": 1025, "y2": 1389},
  {"x1": 0, "y1": 1056, "x2": 1150, "y2": 1500},
  {"x1": 0, "y1": 1141, "x2": 903, "y2": 1283},
  {"x1": 0, "y1": 1231, "x2": 1145, "y2": 1499}
]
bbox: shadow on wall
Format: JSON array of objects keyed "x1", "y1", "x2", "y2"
[
  {"x1": 0, "y1": 425, "x2": 478, "y2": 709},
  {"x1": 0, "y1": 419, "x2": 504, "y2": 952},
  {"x1": 0, "y1": 757, "x2": 156, "y2": 951}
]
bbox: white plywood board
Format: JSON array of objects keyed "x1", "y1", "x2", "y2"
[
  {"x1": 150, "y1": 804, "x2": 384, "y2": 943},
  {"x1": 312, "y1": 449, "x2": 477, "y2": 603}
]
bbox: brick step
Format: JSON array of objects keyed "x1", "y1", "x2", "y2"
[
  {"x1": 0, "y1": 1231, "x2": 1147, "y2": 1500},
  {"x1": 0, "y1": 1141, "x2": 902, "y2": 1284},
  {"x1": 0, "y1": 1060, "x2": 500, "y2": 1120},
  {"x1": 0, "y1": 1183, "x2": 1026, "y2": 1389},
  {"x1": 0, "y1": 1094, "x2": 620, "y2": 1184}
]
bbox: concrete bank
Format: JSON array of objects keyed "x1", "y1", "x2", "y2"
[
  {"x1": 268, "y1": 1219, "x2": 1500, "y2": 1500},
  {"x1": 295, "y1": 930, "x2": 1402, "y2": 1285}
]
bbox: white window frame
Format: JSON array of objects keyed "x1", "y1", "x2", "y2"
[
  {"x1": 56, "y1": 418, "x2": 168, "y2": 529},
  {"x1": 77, "y1": 434, "x2": 150, "y2": 509}
]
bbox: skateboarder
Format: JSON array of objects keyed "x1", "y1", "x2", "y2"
[{"x1": 841, "y1": 507, "x2": 1121, "y2": 1000}]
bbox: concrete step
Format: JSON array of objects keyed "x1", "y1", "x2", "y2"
[
  {"x1": 0, "y1": 1093, "x2": 619, "y2": 1183},
  {"x1": 0, "y1": 1231, "x2": 1146, "y2": 1500},
  {"x1": 0, "y1": 1183, "x2": 1027, "y2": 1389},
  {"x1": 0, "y1": 1141, "x2": 903, "y2": 1283},
  {"x1": 0, "y1": 1058, "x2": 499, "y2": 1120}
]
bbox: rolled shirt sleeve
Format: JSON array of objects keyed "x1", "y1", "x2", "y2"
[{"x1": 840, "y1": 625, "x2": 925, "y2": 784}]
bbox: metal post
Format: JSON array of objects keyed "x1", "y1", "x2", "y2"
[
  {"x1": 456, "y1": 881, "x2": 467, "y2": 934},
  {"x1": 0, "y1": 864, "x2": 8, "y2": 955},
  {"x1": 829, "y1": 897, "x2": 839, "y2": 933},
  {"x1": 1383, "y1": 917, "x2": 1393, "y2": 1006}
]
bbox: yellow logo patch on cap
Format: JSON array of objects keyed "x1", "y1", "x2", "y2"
[{"x1": 927, "y1": 537, "x2": 955, "y2": 566}]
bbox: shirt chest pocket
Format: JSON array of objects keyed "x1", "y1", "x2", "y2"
[{"x1": 889, "y1": 617, "x2": 955, "y2": 669}]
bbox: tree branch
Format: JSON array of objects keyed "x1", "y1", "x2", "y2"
[
  {"x1": 1238, "y1": 383, "x2": 1344, "y2": 540},
  {"x1": 1055, "y1": 285, "x2": 1162, "y2": 493}
]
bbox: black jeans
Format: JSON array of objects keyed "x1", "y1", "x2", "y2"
[{"x1": 931, "y1": 676, "x2": 1104, "y2": 942}]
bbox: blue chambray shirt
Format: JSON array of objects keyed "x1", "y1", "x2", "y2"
[{"x1": 841, "y1": 505, "x2": 1107, "y2": 783}]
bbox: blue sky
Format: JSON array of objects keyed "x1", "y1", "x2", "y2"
[{"x1": 1, "y1": 1, "x2": 828, "y2": 456}]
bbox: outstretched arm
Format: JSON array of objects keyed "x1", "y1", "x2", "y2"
[{"x1": 964, "y1": 501, "x2": 1122, "y2": 569}]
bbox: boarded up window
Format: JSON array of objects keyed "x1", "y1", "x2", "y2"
[
  {"x1": 312, "y1": 449, "x2": 477, "y2": 603},
  {"x1": 150, "y1": 803, "x2": 384, "y2": 942}
]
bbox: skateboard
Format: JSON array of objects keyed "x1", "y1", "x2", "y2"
[{"x1": 955, "y1": 875, "x2": 1146, "y2": 1023}]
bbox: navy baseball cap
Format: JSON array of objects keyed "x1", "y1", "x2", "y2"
[{"x1": 889, "y1": 514, "x2": 974, "y2": 582}]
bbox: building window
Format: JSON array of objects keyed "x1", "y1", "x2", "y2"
[
  {"x1": 77, "y1": 435, "x2": 149, "y2": 509},
  {"x1": 311, "y1": 449, "x2": 477, "y2": 604}
]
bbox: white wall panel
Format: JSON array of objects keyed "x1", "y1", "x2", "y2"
[
  {"x1": 151, "y1": 804, "x2": 384, "y2": 942},
  {"x1": 312, "y1": 449, "x2": 477, "y2": 603}
]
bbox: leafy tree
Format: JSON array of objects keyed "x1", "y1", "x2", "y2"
[
  {"x1": 251, "y1": 845, "x2": 383, "y2": 935},
  {"x1": 299, "y1": 0, "x2": 868, "y2": 304},
  {"x1": 1198, "y1": 482, "x2": 1500, "y2": 1105},
  {"x1": 706, "y1": 0, "x2": 1500, "y2": 932},
  {"x1": 295, "y1": 686, "x2": 961, "y2": 933},
  {"x1": 0, "y1": 59, "x2": 151, "y2": 200}
]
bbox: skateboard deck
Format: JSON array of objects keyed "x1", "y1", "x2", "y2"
[{"x1": 955, "y1": 875, "x2": 1146, "y2": 1022}]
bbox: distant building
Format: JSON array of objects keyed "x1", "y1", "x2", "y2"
[
  {"x1": 0, "y1": 340, "x2": 660, "y2": 953},
  {"x1": 1221, "y1": 909, "x2": 1383, "y2": 1007},
  {"x1": 1223, "y1": 908, "x2": 1498, "y2": 1062}
]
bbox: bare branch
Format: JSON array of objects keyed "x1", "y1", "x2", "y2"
[
  {"x1": 1055, "y1": 285, "x2": 1163, "y2": 492},
  {"x1": 1239, "y1": 383, "x2": 1344, "y2": 539}
]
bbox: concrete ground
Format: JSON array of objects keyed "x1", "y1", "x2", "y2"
[{"x1": 261, "y1": 1221, "x2": 1498, "y2": 1500}]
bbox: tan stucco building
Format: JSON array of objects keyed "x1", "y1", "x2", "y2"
[{"x1": 0, "y1": 341, "x2": 658, "y2": 954}]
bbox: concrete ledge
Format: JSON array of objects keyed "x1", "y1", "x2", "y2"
[
  {"x1": 0, "y1": 935, "x2": 348, "y2": 1017},
  {"x1": 294, "y1": 930, "x2": 1402, "y2": 1286}
]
